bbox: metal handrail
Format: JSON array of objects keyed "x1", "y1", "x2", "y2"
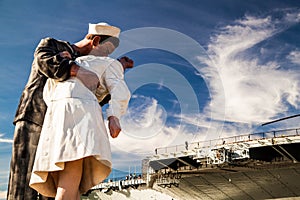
[{"x1": 155, "y1": 127, "x2": 300, "y2": 154}]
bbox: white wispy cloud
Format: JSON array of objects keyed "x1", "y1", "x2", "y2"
[
  {"x1": 110, "y1": 124, "x2": 196, "y2": 155},
  {"x1": 201, "y1": 11, "x2": 300, "y2": 124},
  {"x1": 284, "y1": 9, "x2": 300, "y2": 23},
  {"x1": 0, "y1": 134, "x2": 12, "y2": 144},
  {"x1": 287, "y1": 50, "x2": 300, "y2": 65},
  {"x1": 109, "y1": 96, "x2": 196, "y2": 154},
  {"x1": 120, "y1": 96, "x2": 167, "y2": 140}
]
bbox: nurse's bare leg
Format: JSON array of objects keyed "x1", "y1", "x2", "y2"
[{"x1": 55, "y1": 159, "x2": 83, "y2": 200}]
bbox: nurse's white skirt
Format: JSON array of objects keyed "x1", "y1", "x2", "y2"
[{"x1": 29, "y1": 98, "x2": 112, "y2": 197}]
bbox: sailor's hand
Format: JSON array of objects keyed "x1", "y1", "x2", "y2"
[
  {"x1": 108, "y1": 116, "x2": 121, "y2": 138},
  {"x1": 71, "y1": 64, "x2": 100, "y2": 93},
  {"x1": 118, "y1": 56, "x2": 134, "y2": 69}
]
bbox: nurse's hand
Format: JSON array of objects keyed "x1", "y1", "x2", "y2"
[
  {"x1": 59, "y1": 51, "x2": 72, "y2": 59},
  {"x1": 108, "y1": 116, "x2": 121, "y2": 138}
]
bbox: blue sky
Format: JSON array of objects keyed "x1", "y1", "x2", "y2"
[{"x1": 0, "y1": 0, "x2": 300, "y2": 198}]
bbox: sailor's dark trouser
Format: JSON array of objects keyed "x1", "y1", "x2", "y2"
[{"x1": 7, "y1": 121, "x2": 54, "y2": 200}]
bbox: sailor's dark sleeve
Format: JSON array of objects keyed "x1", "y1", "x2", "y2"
[{"x1": 35, "y1": 37, "x2": 74, "y2": 81}]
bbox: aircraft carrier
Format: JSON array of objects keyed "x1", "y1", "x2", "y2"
[
  {"x1": 85, "y1": 127, "x2": 300, "y2": 199},
  {"x1": 146, "y1": 127, "x2": 300, "y2": 199}
]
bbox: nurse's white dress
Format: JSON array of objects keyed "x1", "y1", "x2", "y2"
[{"x1": 29, "y1": 56, "x2": 131, "y2": 197}]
